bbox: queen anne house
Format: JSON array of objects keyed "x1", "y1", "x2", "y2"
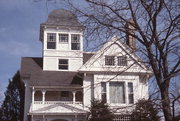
[{"x1": 20, "y1": 9, "x2": 152, "y2": 121}]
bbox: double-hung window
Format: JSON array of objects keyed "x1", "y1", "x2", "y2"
[
  {"x1": 118, "y1": 56, "x2": 127, "y2": 66},
  {"x1": 128, "y1": 82, "x2": 134, "y2": 104},
  {"x1": 58, "y1": 59, "x2": 68, "y2": 70},
  {"x1": 101, "y1": 82, "x2": 107, "y2": 102},
  {"x1": 105, "y1": 56, "x2": 115, "y2": 66},
  {"x1": 47, "y1": 33, "x2": 56, "y2": 49},
  {"x1": 71, "y1": 34, "x2": 80, "y2": 50},
  {"x1": 59, "y1": 34, "x2": 68, "y2": 43},
  {"x1": 109, "y1": 82, "x2": 125, "y2": 104}
]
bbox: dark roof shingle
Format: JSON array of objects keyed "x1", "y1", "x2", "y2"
[
  {"x1": 83, "y1": 52, "x2": 94, "y2": 64},
  {"x1": 20, "y1": 57, "x2": 83, "y2": 87},
  {"x1": 41, "y1": 9, "x2": 84, "y2": 29}
]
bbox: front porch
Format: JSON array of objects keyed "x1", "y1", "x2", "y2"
[
  {"x1": 32, "y1": 87, "x2": 83, "y2": 103},
  {"x1": 30, "y1": 87, "x2": 85, "y2": 112}
]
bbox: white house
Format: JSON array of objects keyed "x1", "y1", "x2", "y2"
[{"x1": 20, "y1": 9, "x2": 152, "y2": 121}]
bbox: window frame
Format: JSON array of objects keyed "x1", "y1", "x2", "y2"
[
  {"x1": 47, "y1": 33, "x2": 56, "y2": 49},
  {"x1": 117, "y1": 56, "x2": 127, "y2": 66},
  {"x1": 58, "y1": 59, "x2": 68, "y2": 70},
  {"x1": 101, "y1": 82, "x2": 107, "y2": 103},
  {"x1": 109, "y1": 81, "x2": 125, "y2": 104},
  {"x1": 59, "y1": 34, "x2": 69, "y2": 43},
  {"x1": 71, "y1": 34, "x2": 80, "y2": 50},
  {"x1": 105, "y1": 56, "x2": 115, "y2": 66},
  {"x1": 128, "y1": 82, "x2": 134, "y2": 104}
]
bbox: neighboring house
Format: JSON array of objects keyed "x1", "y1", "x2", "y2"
[{"x1": 20, "y1": 9, "x2": 152, "y2": 121}]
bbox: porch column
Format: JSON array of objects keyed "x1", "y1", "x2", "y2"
[
  {"x1": 72, "y1": 91, "x2": 76, "y2": 104},
  {"x1": 42, "y1": 90, "x2": 46, "y2": 104},
  {"x1": 32, "y1": 87, "x2": 35, "y2": 110}
]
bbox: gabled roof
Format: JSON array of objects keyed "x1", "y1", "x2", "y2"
[
  {"x1": 20, "y1": 57, "x2": 83, "y2": 87},
  {"x1": 79, "y1": 36, "x2": 153, "y2": 74}
]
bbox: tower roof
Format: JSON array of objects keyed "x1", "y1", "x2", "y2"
[
  {"x1": 39, "y1": 9, "x2": 85, "y2": 41},
  {"x1": 41, "y1": 9, "x2": 84, "y2": 28}
]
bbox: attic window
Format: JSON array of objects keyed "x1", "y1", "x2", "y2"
[
  {"x1": 59, "y1": 34, "x2": 68, "y2": 43},
  {"x1": 118, "y1": 56, "x2": 127, "y2": 66},
  {"x1": 105, "y1": 56, "x2": 115, "y2": 66},
  {"x1": 58, "y1": 59, "x2": 68, "y2": 70},
  {"x1": 71, "y1": 34, "x2": 80, "y2": 50},
  {"x1": 47, "y1": 33, "x2": 56, "y2": 49}
]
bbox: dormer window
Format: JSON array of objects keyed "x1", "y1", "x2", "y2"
[
  {"x1": 105, "y1": 56, "x2": 115, "y2": 66},
  {"x1": 71, "y1": 34, "x2": 80, "y2": 50},
  {"x1": 47, "y1": 33, "x2": 56, "y2": 49},
  {"x1": 118, "y1": 56, "x2": 127, "y2": 66},
  {"x1": 59, "y1": 34, "x2": 68, "y2": 43}
]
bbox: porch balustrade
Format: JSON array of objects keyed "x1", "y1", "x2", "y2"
[
  {"x1": 31, "y1": 88, "x2": 83, "y2": 109},
  {"x1": 34, "y1": 101, "x2": 83, "y2": 104}
]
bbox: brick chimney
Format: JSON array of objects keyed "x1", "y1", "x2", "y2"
[{"x1": 125, "y1": 20, "x2": 136, "y2": 51}]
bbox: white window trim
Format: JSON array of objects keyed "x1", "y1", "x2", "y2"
[
  {"x1": 101, "y1": 81, "x2": 134, "y2": 106},
  {"x1": 71, "y1": 34, "x2": 81, "y2": 50},
  {"x1": 104, "y1": 56, "x2": 116, "y2": 66},
  {"x1": 58, "y1": 59, "x2": 69, "y2": 71},
  {"x1": 104, "y1": 55, "x2": 128, "y2": 67},
  {"x1": 59, "y1": 33, "x2": 69, "y2": 43},
  {"x1": 47, "y1": 33, "x2": 56, "y2": 49}
]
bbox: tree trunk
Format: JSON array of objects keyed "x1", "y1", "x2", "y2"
[{"x1": 160, "y1": 85, "x2": 173, "y2": 121}]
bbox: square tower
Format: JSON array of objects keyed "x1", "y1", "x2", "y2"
[{"x1": 39, "y1": 9, "x2": 85, "y2": 71}]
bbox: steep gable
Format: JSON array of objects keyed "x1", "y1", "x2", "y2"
[{"x1": 79, "y1": 36, "x2": 152, "y2": 74}]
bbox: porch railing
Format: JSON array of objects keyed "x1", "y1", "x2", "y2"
[{"x1": 34, "y1": 101, "x2": 83, "y2": 104}]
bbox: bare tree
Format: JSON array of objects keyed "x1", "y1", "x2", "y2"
[{"x1": 63, "y1": 0, "x2": 180, "y2": 121}]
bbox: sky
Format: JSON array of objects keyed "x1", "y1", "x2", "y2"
[{"x1": 0, "y1": 0, "x2": 69, "y2": 102}]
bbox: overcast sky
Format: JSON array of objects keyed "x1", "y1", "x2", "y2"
[{"x1": 0, "y1": 0, "x2": 69, "y2": 102}]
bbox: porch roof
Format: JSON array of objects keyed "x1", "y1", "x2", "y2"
[
  {"x1": 29, "y1": 103, "x2": 88, "y2": 115},
  {"x1": 20, "y1": 57, "x2": 83, "y2": 87}
]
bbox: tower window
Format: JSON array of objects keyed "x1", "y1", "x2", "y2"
[
  {"x1": 58, "y1": 59, "x2": 68, "y2": 70},
  {"x1": 59, "y1": 34, "x2": 68, "y2": 43},
  {"x1": 71, "y1": 34, "x2": 80, "y2": 50},
  {"x1": 105, "y1": 56, "x2": 115, "y2": 66},
  {"x1": 118, "y1": 56, "x2": 127, "y2": 66},
  {"x1": 47, "y1": 33, "x2": 56, "y2": 49}
]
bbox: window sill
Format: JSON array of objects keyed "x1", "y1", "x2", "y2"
[{"x1": 109, "y1": 103, "x2": 128, "y2": 107}]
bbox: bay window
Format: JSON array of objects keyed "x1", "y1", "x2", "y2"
[
  {"x1": 101, "y1": 82, "x2": 134, "y2": 104},
  {"x1": 128, "y1": 82, "x2": 134, "y2": 104},
  {"x1": 101, "y1": 82, "x2": 107, "y2": 102},
  {"x1": 109, "y1": 82, "x2": 125, "y2": 104}
]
